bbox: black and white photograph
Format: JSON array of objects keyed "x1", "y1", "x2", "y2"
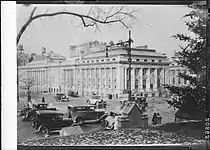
[{"x1": 2, "y1": 1, "x2": 210, "y2": 149}]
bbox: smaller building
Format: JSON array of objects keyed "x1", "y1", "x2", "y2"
[
  {"x1": 112, "y1": 101, "x2": 148, "y2": 128},
  {"x1": 17, "y1": 44, "x2": 29, "y2": 66}
]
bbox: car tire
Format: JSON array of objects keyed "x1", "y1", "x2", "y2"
[
  {"x1": 32, "y1": 121, "x2": 37, "y2": 128},
  {"x1": 29, "y1": 115, "x2": 35, "y2": 121},
  {"x1": 86, "y1": 100, "x2": 90, "y2": 105},
  {"x1": 100, "y1": 119, "x2": 107, "y2": 127},
  {"x1": 40, "y1": 126, "x2": 49, "y2": 135},
  {"x1": 75, "y1": 117, "x2": 83, "y2": 125}
]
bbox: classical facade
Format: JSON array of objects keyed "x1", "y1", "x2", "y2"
[{"x1": 19, "y1": 44, "x2": 189, "y2": 98}]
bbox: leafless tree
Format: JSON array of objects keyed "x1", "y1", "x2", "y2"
[
  {"x1": 20, "y1": 77, "x2": 37, "y2": 102},
  {"x1": 17, "y1": 5, "x2": 139, "y2": 45}
]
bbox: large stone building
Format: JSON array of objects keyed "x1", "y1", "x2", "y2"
[{"x1": 18, "y1": 42, "x2": 189, "y2": 98}]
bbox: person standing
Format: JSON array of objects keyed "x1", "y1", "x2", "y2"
[
  {"x1": 152, "y1": 113, "x2": 157, "y2": 125},
  {"x1": 156, "y1": 113, "x2": 162, "y2": 124},
  {"x1": 42, "y1": 97, "x2": 45, "y2": 103}
]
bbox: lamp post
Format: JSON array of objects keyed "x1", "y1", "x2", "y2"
[{"x1": 106, "y1": 30, "x2": 133, "y2": 101}]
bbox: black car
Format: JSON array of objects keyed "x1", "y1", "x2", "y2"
[
  {"x1": 32, "y1": 110, "x2": 74, "y2": 135},
  {"x1": 22, "y1": 103, "x2": 58, "y2": 121}
]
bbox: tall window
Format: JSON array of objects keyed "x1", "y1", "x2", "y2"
[
  {"x1": 135, "y1": 79, "x2": 138, "y2": 89},
  {"x1": 172, "y1": 78, "x2": 175, "y2": 85}
]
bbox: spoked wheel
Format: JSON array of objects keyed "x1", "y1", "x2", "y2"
[
  {"x1": 29, "y1": 115, "x2": 35, "y2": 121},
  {"x1": 75, "y1": 117, "x2": 83, "y2": 125},
  {"x1": 40, "y1": 126, "x2": 49, "y2": 135}
]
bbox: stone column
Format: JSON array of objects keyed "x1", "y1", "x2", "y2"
[
  {"x1": 153, "y1": 68, "x2": 157, "y2": 91},
  {"x1": 181, "y1": 70, "x2": 185, "y2": 85},
  {"x1": 124, "y1": 67, "x2": 127, "y2": 90},
  {"x1": 138, "y1": 68, "x2": 143, "y2": 92},
  {"x1": 160, "y1": 68, "x2": 164, "y2": 86},
  {"x1": 175, "y1": 70, "x2": 178, "y2": 85},
  {"x1": 146, "y1": 68, "x2": 150, "y2": 92},
  {"x1": 131, "y1": 68, "x2": 135, "y2": 90},
  {"x1": 116, "y1": 66, "x2": 121, "y2": 93},
  {"x1": 105, "y1": 68, "x2": 108, "y2": 89},
  {"x1": 164, "y1": 68, "x2": 170, "y2": 85}
]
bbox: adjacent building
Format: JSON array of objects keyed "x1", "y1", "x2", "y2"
[
  {"x1": 18, "y1": 42, "x2": 189, "y2": 98},
  {"x1": 17, "y1": 44, "x2": 29, "y2": 66}
]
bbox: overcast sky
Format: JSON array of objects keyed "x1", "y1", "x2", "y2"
[{"x1": 17, "y1": 5, "x2": 191, "y2": 58}]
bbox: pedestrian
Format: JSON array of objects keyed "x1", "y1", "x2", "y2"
[
  {"x1": 42, "y1": 97, "x2": 45, "y2": 103},
  {"x1": 152, "y1": 113, "x2": 157, "y2": 125},
  {"x1": 156, "y1": 113, "x2": 162, "y2": 124}
]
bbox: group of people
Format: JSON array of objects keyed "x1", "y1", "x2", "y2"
[{"x1": 152, "y1": 112, "x2": 162, "y2": 125}]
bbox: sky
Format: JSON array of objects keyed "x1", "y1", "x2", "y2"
[{"x1": 17, "y1": 4, "x2": 191, "y2": 58}]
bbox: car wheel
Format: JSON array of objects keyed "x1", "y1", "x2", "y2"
[
  {"x1": 29, "y1": 115, "x2": 35, "y2": 121},
  {"x1": 32, "y1": 121, "x2": 37, "y2": 128},
  {"x1": 75, "y1": 117, "x2": 83, "y2": 125},
  {"x1": 100, "y1": 119, "x2": 107, "y2": 127},
  {"x1": 40, "y1": 126, "x2": 49, "y2": 135},
  {"x1": 86, "y1": 100, "x2": 90, "y2": 105}
]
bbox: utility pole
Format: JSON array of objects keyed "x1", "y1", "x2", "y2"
[{"x1": 106, "y1": 30, "x2": 133, "y2": 101}]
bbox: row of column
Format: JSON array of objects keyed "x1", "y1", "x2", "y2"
[
  {"x1": 62, "y1": 67, "x2": 117, "y2": 92},
  {"x1": 123, "y1": 67, "x2": 166, "y2": 92},
  {"x1": 27, "y1": 69, "x2": 46, "y2": 85},
  {"x1": 169, "y1": 69, "x2": 189, "y2": 85}
]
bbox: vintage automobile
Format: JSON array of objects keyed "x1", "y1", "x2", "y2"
[
  {"x1": 54, "y1": 93, "x2": 70, "y2": 102},
  {"x1": 22, "y1": 103, "x2": 58, "y2": 121},
  {"x1": 32, "y1": 110, "x2": 75, "y2": 135},
  {"x1": 67, "y1": 105, "x2": 106, "y2": 125},
  {"x1": 86, "y1": 95, "x2": 107, "y2": 108},
  {"x1": 67, "y1": 89, "x2": 79, "y2": 98},
  {"x1": 120, "y1": 96, "x2": 148, "y2": 111}
]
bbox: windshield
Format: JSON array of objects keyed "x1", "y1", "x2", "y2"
[{"x1": 55, "y1": 114, "x2": 63, "y2": 120}]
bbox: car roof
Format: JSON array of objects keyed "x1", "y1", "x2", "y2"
[
  {"x1": 68, "y1": 104, "x2": 96, "y2": 108},
  {"x1": 36, "y1": 103, "x2": 48, "y2": 105},
  {"x1": 36, "y1": 110, "x2": 64, "y2": 115}
]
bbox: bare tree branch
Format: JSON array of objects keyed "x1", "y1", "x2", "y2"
[{"x1": 17, "y1": 6, "x2": 139, "y2": 45}]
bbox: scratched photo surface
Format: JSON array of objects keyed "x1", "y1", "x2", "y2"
[{"x1": 17, "y1": 3, "x2": 207, "y2": 147}]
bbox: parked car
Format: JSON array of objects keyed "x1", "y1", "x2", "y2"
[
  {"x1": 67, "y1": 105, "x2": 106, "y2": 125},
  {"x1": 120, "y1": 96, "x2": 148, "y2": 111},
  {"x1": 54, "y1": 93, "x2": 70, "y2": 102},
  {"x1": 67, "y1": 89, "x2": 79, "y2": 97},
  {"x1": 86, "y1": 95, "x2": 107, "y2": 108},
  {"x1": 32, "y1": 110, "x2": 75, "y2": 135},
  {"x1": 22, "y1": 103, "x2": 58, "y2": 121}
]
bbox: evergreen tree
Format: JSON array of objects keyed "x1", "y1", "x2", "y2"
[{"x1": 165, "y1": 3, "x2": 207, "y2": 118}]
